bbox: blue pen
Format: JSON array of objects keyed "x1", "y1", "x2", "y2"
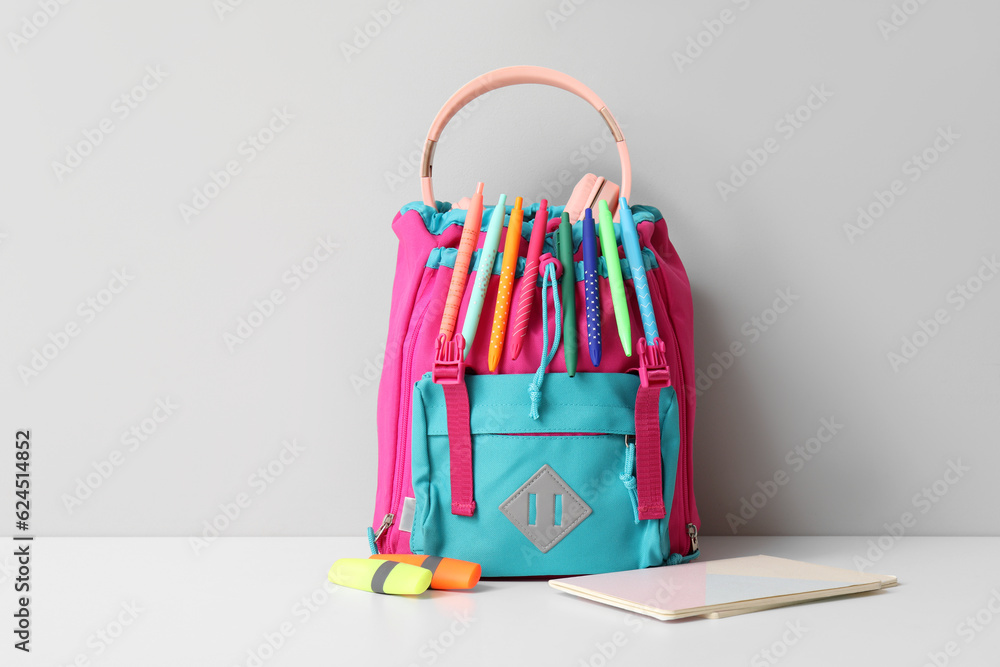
[
  {"x1": 581, "y1": 208, "x2": 602, "y2": 366},
  {"x1": 460, "y1": 195, "x2": 507, "y2": 357},
  {"x1": 619, "y1": 197, "x2": 659, "y2": 342}
]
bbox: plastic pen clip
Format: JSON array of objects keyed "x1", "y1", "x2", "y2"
[
  {"x1": 637, "y1": 338, "x2": 671, "y2": 389},
  {"x1": 432, "y1": 334, "x2": 467, "y2": 385}
]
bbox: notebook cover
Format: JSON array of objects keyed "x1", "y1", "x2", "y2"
[{"x1": 549, "y1": 555, "x2": 896, "y2": 620}]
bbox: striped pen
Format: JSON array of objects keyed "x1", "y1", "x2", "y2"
[
  {"x1": 507, "y1": 199, "x2": 548, "y2": 360},
  {"x1": 618, "y1": 197, "x2": 659, "y2": 343}
]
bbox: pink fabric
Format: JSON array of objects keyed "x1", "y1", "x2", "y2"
[
  {"x1": 373, "y1": 206, "x2": 699, "y2": 556},
  {"x1": 442, "y1": 381, "x2": 475, "y2": 516},
  {"x1": 635, "y1": 384, "x2": 666, "y2": 519}
]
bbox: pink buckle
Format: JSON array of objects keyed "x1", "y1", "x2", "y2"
[
  {"x1": 432, "y1": 334, "x2": 466, "y2": 385},
  {"x1": 637, "y1": 338, "x2": 671, "y2": 388},
  {"x1": 538, "y1": 252, "x2": 562, "y2": 281}
]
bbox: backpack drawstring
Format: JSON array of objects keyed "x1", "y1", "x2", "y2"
[{"x1": 528, "y1": 261, "x2": 562, "y2": 419}]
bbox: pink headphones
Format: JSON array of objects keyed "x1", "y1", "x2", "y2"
[{"x1": 419, "y1": 66, "x2": 632, "y2": 220}]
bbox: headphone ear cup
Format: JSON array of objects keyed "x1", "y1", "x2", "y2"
[
  {"x1": 564, "y1": 174, "x2": 620, "y2": 222},
  {"x1": 596, "y1": 180, "x2": 621, "y2": 221},
  {"x1": 563, "y1": 173, "x2": 600, "y2": 224}
]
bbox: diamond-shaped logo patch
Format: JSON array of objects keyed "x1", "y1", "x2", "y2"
[{"x1": 499, "y1": 464, "x2": 591, "y2": 553}]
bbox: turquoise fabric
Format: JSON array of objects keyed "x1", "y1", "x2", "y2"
[
  {"x1": 409, "y1": 372, "x2": 681, "y2": 577},
  {"x1": 422, "y1": 202, "x2": 661, "y2": 280},
  {"x1": 401, "y1": 201, "x2": 664, "y2": 237},
  {"x1": 425, "y1": 245, "x2": 659, "y2": 279}
]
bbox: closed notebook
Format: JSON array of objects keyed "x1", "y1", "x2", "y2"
[{"x1": 549, "y1": 555, "x2": 897, "y2": 620}]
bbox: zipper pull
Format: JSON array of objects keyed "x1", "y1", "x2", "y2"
[
  {"x1": 687, "y1": 523, "x2": 699, "y2": 553},
  {"x1": 625, "y1": 434, "x2": 635, "y2": 448},
  {"x1": 373, "y1": 513, "x2": 394, "y2": 544}
]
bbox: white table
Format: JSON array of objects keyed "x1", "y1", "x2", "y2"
[{"x1": 5, "y1": 536, "x2": 998, "y2": 666}]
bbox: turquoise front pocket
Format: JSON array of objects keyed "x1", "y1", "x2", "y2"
[{"x1": 409, "y1": 372, "x2": 680, "y2": 577}]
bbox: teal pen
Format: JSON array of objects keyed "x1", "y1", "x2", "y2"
[
  {"x1": 461, "y1": 195, "x2": 507, "y2": 357},
  {"x1": 619, "y1": 197, "x2": 659, "y2": 342}
]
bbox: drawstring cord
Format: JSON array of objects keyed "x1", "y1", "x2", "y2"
[
  {"x1": 528, "y1": 262, "x2": 562, "y2": 419},
  {"x1": 620, "y1": 439, "x2": 640, "y2": 525}
]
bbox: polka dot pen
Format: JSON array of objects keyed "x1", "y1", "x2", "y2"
[{"x1": 488, "y1": 196, "x2": 524, "y2": 372}]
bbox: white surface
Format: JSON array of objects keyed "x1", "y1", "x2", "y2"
[
  {"x1": 5, "y1": 536, "x2": 1000, "y2": 666},
  {"x1": 2, "y1": 0, "x2": 999, "y2": 538}
]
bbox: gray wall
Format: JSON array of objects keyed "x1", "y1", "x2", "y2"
[{"x1": 3, "y1": 0, "x2": 996, "y2": 539}]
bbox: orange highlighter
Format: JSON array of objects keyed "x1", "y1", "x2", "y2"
[
  {"x1": 369, "y1": 554, "x2": 482, "y2": 590},
  {"x1": 488, "y1": 196, "x2": 524, "y2": 371},
  {"x1": 439, "y1": 182, "x2": 485, "y2": 340}
]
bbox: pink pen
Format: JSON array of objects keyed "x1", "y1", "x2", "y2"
[{"x1": 507, "y1": 199, "x2": 548, "y2": 360}]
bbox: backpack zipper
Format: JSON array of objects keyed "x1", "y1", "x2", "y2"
[
  {"x1": 384, "y1": 287, "x2": 435, "y2": 552},
  {"x1": 651, "y1": 261, "x2": 696, "y2": 555}
]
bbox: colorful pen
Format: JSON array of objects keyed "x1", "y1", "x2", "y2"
[
  {"x1": 460, "y1": 194, "x2": 507, "y2": 357},
  {"x1": 439, "y1": 182, "x2": 485, "y2": 341},
  {"x1": 557, "y1": 212, "x2": 578, "y2": 376},
  {"x1": 581, "y1": 207, "x2": 601, "y2": 367},
  {"x1": 619, "y1": 197, "x2": 659, "y2": 343},
  {"x1": 597, "y1": 199, "x2": 631, "y2": 356},
  {"x1": 488, "y1": 196, "x2": 524, "y2": 372},
  {"x1": 507, "y1": 199, "x2": 548, "y2": 361}
]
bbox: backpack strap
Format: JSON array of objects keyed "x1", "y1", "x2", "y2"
[
  {"x1": 634, "y1": 338, "x2": 669, "y2": 520},
  {"x1": 433, "y1": 334, "x2": 476, "y2": 516}
]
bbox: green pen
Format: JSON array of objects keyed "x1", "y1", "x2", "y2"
[
  {"x1": 558, "y1": 212, "x2": 578, "y2": 376},
  {"x1": 597, "y1": 200, "x2": 632, "y2": 357}
]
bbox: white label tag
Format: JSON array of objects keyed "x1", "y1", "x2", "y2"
[{"x1": 398, "y1": 497, "x2": 416, "y2": 533}]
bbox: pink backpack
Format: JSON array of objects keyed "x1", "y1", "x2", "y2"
[{"x1": 371, "y1": 67, "x2": 700, "y2": 576}]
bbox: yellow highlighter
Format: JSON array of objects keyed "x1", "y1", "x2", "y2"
[{"x1": 328, "y1": 558, "x2": 432, "y2": 595}]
